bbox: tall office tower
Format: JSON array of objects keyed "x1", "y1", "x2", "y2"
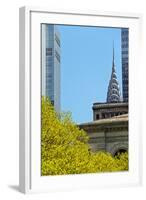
[
  {"x1": 41, "y1": 24, "x2": 61, "y2": 113},
  {"x1": 121, "y1": 28, "x2": 129, "y2": 102},
  {"x1": 107, "y1": 46, "x2": 121, "y2": 103}
]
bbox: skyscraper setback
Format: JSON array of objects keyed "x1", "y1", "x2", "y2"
[
  {"x1": 41, "y1": 24, "x2": 61, "y2": 113},
  {"x1": 121, "y1": 28, "x2": 129, "y2": 102}
]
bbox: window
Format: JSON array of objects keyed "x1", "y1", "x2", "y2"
[
  {"x1": 122, "y1": 44, "x2": 128, "y2": 48},
  {"x1": 102, "y1": 113, "x2": 105, "y2": 119},
  {"x1": 122, "y1": 50, "x2": 128, "y2": 55},
  {"x1": 51, "y1": 100, "x2": 54, "y2": 106},
  {"x1": 46, "y1": 48, "x2": 52, "y2": 56},
  {"x1": 96, "y1": 114, "x2": 99, "y2": 120},
  {"x1": 111, "y1": 113, "x2": 114, "y2": 117}
]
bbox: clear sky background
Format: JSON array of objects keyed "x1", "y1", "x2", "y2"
[{"x1": 58, "y1": 25, "x2": 122, "y2": 124}]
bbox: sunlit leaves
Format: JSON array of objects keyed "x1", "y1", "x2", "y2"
[{"x1": 41, "y1": 97, "x2": 128, "y2": 175}]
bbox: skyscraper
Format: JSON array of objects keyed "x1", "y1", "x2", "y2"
[
  {"x1": 41, "y1": 24, "x2": 61, "y2": 113},
  {"x1": 107, "y1": 46, "x2": 121, "y2": 103},
  {"x1": 92, "y1": 45, "x2": 127, "y2": 121},
  {"x1": 121, "y1": 28, "x2": 129, "y2": 102}
]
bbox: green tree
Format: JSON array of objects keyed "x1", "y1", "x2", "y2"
[
  {"x1": 41, "y1": 97, "x2": 128, "y2": 175},
  {"x1": 115, "y1": 152, "x2": 128, "y2": 171}
]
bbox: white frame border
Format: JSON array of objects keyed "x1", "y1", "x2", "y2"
[{"x1": 19, "y1": 6, "x2": 143, "y2": 194}]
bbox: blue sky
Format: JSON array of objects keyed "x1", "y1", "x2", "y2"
[{"x1": 58, "y1": 25, "x2": 122, "y2": 123}]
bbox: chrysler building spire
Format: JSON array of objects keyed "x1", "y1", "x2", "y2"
[
  {"x1": 106, "y1": 44, "x2": 121, "y2": 103},
  {"x1": 112, "y1": 42, "x2": 115, "y2": 70}
]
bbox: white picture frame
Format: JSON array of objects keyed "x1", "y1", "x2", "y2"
[{"x1": 19, "y1": 6, "x2": 142, "y2": 194}]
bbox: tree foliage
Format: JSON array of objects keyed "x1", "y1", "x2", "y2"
[{"x1": 41, "y1": 97, "x2": 128, "y2": 175}]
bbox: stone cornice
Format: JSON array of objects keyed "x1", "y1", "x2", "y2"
[{"x1": 92, "y1": 102, "x2": 128, "y2": 110}]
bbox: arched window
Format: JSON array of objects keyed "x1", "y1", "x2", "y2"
[{"x1": 114, "y1": 149, "x2": 127, "y2": 157}]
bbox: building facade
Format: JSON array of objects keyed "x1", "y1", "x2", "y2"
[
  {"x1": 121, "y1": 28, "x2": 129, "y2": 102},
  {"x1": 41, "y1": 24, "x2": 61, "y2": 112},
  {"x1": 92, "y1": 102, "x2": 128, "y2": 120},
  {"x1": 79, "y1": 114, "x2": 128, "y2": 156}
]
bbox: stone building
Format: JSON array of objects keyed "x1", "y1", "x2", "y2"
[
  {"x1": 93, "y1": 102, "x2": 128, "y2": 120},
  {"x1": 79, "y1": 114, "x2": 128, "y2": 156}
]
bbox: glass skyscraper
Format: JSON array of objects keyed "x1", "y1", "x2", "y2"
[
  {"x1": 41, "y1": 24, "x2": 61, "y2": 113},
  {"x1": 121, "y1": 28, "x2": 129, "y2": 102}
]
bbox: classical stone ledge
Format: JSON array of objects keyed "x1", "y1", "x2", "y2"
[
  {"x1": 79, "y1": 114, "x2": 128, "y2": 127},
  {"x1": 92, "y1": 102, "x2": 128, "y2": 109},
  {"x1": 78, "y1": 114, "x2": 128, "y2": 155}
]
